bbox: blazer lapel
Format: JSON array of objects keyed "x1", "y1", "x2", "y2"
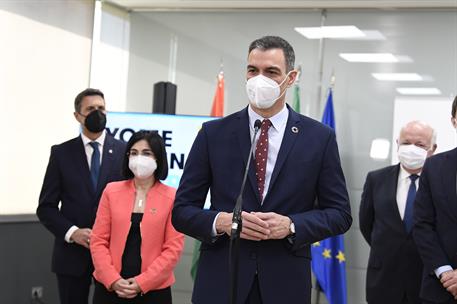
[
  {"x1": 441, "y1": 149, "x2": 457, "y2": 222},
  {"x1": 265, "y1": 106, "x2": 300, "y2": 201},
  {"x1": 235, "y1": 108, "x2": 261, "y2": 203},
  {"x1": 73, "y1": 136, "x2": 95, "y2": 195}
]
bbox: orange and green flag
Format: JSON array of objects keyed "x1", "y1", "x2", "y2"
[{"x1": 210, "y1": 71, "x2": 224, "y2": 117}]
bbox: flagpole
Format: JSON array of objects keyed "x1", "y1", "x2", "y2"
[
  {"x1": 315, "y1": 9, "x2": 327, "y2": 119},
  {"x1": 314, "y1": 279, "x2": 322, "y2": 304},
  {"x1": 312, "y1": 9, "x2": 327, "y2": 304},
  {"x1": 168, "y1": 34, "x2": 178, "y2": 84}
]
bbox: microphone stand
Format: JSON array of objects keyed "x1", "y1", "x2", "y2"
[{"x1": 229, "y1": 119, "x2": 261, "y2": 304}]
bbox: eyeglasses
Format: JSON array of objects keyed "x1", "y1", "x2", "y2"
[{"x1": 128, "y1": 150, "x2": 154, "y2": 157}]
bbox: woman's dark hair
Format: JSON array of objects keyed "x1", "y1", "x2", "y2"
[{"x1": 122, "y1": 130, "x2": 168, "y2": 180}]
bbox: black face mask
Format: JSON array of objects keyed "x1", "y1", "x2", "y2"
[{"x1": 82, "y1": 110, "x2": 106, "y2": 133}]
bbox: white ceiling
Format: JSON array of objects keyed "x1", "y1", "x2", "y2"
[{"x1": 106, "y1": 0, "x2": 457, "y2": 11}]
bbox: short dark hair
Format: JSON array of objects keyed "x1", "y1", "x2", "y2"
[
  {"x1": 74, "y1": 88, "x2": 104, "y2": 113},
  {"x1": 452, "y1": 95, "x2": 457, "y2": 118},
  {"x1": 122, "y1": 131, "x2": 169, "y2": 181},
  {"x1": 248, "y1": 36, "x2": 295, "y2": 72}
]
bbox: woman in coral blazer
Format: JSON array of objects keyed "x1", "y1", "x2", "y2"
[{"x1": 90, "y1": 131, "x2": 184, "y2": 304}]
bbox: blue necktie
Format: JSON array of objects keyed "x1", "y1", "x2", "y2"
[
  {"x1": 89, "y1": 142, "x2": 100, "y2": 190},
  {"x1": 404, "y1": 174, "x2": 419, "y2": 233}
]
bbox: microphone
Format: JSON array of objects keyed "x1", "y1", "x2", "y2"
[
  {"x1": 231, "y1": 118, "x2": 262, "y2": 237},
  {"x1": 229, "y1": 119, "x2": 262, "y2": 304}
]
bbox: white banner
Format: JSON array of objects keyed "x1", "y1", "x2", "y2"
[{"x1": 106, "y1": 112, "x2": 217, "y2": 189}]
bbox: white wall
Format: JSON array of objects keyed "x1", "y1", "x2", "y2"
[
  {"x1": 90, "y1": 2, "x2": 130, "y2": 112},
  {"x1": 391, "y1": 97, "x2": 456, "y2": 163},
  {"x1": 126, "y1": 12, "x2": 320, "y2": 116},
  {"x1": 0, "y1": 1, "x2": 94, "y2": 214}
]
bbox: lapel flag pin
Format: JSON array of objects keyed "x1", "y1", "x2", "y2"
[
  {"x1": 291, "y1": 126, "x2": 299, "y2": 133},
  {"x1": 109, "y1": 149, "x2": 113, "y2": 154}
]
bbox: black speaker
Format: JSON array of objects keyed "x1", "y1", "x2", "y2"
[{"x1": 152, "y1": 81, "x2": 177, "y2": 114}]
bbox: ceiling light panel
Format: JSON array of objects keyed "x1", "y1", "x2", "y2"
[
  {"x1": 372, "y1": 73, "x2": 423, "y2": 81},
  {"x1": 396, "y1": 88, "x2": 442, "y2": 95},
  {"x1": 339, "y1": 53, "x2": 399, "y2": 63},
  {"x1": 295, "y1": 26, "x2": 365, "y2": 39}
]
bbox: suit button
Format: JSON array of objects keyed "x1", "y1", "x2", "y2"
[{"x1": 250, "y1": 252, "x2": 257, "y2": 260}]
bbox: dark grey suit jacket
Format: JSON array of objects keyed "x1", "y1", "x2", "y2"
[{"x1": 360, "y1": 164, "x2": 423, "y2": 304}]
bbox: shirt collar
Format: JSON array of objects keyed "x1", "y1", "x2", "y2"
[
  {"x1": 247, "y1": 104, "x2": 289, "y2": 132},
  {"x1": 81, "y1": 130, "x2": 106, "y2": 147},
  {"x1": 398, "y1": 164, "x2": 421, "y2": 180}
]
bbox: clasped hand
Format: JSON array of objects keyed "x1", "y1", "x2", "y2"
[
  {"x1": 441, "y1": 270, "x2": 457, "y2": 299},
  {"x1": 111, "y1": 278, "x2": 141, "y2": 298},
  {"x1": 216, "y1": 211, "x2": 291, "y2": 241}
]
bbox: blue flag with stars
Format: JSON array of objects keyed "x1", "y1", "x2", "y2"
[{"x1": 311, "y1": 88, "x2": 348, "y2": 304}]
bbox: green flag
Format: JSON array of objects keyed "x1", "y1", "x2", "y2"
[{"x1": 292, "y1": 83, "x2": 301, "y2": 113}]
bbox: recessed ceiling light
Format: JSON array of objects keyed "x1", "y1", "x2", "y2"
[
  {"x1": 396, "y1": 88, "x2": 442, "y2": 95},
  {"x1": 370, "y1": 138, "x2": 390, "y2": 160},
  {"x1": 295, "y1": 26, "x2": 365, "y2": 39},
  {"x1": 336, "y1": 30, "x2": 386, "y2": 41},
  {"x1": 339, "y1": 53, "x2": 399, "y2": 63},
  {"x1": 372, "y1": 73, "x2": 423, "y2": 81}
]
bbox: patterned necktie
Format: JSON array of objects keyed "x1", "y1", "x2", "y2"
[
  {"x1": 255, "y1": 119, "x2": 272, "y2": 201},
  {"x1": 404, "y1": 174, "x2": 419, "y2": 233},
  {"x1": 89, "y1": 141, "x2": 100, "y2": 190}
]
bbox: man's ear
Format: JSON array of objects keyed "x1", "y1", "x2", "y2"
[
  {"x1": 287, "y1": 70, "x2": 298, "y2": 87},
  {"x1": 451, "y1": 117, "x2": 457, "y2": 128},
  {"x1": 74, "y1": 111, "x2": 83, "y2": 124}
]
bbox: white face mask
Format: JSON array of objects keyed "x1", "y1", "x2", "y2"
[
  {"x1": 397, "y1": 144, "x2": 428, "y2": 170},
  {"x1": 129, "y1": 155, "x2": 157, "y2": 179},
  {"x1": 246, "y1": 73, "x2": 290, "y2": 109}
]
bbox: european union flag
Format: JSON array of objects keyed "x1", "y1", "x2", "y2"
[{"x1": 311, "y1": 88, "x2": 348, "y2": 304}]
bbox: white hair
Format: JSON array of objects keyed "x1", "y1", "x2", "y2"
[
  {"x1": 399, "y1": 120, "x2": 436, "y2": 148},
  {"x1": 431, "y1": 128, "x2": 437, "y2": 146}
]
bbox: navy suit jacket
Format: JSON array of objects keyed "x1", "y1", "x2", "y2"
[
  {"x1": 359, "y1": 164, "x2": 423, "y2": 304},
  {"x1": 413, "y1": 148, "x2": 457, "y2": 303},
  {"x1": 172, "y1": 106, "x2": 352, "y2": 304},
  {"x1": 37, "y1": 134, "x2": 125, "y2": 276}
]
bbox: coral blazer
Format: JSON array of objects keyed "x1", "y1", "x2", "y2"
[{"x1": 90, "y1": 179, "x2": 184, "y2": 293}]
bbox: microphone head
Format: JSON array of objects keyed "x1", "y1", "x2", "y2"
[{"x1": 254, "y1": 119, "x2": 262, "y2": 130}]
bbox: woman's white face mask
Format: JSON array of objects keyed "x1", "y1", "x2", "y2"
[
  {"x1": 246, "y1": 72, "x2": 290, "y2": 109},
  {"x1": 129, "y1": 155, "x2": 157, "y2": 179}
]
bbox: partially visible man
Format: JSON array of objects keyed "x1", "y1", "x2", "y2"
[
  {"x1": 360, "y1": 121, "x2": 437, "y2": 304},
  {"x1": 414, "y1": 96, "x2": 457, "y2": 304},
  {"x1": 37, "y1": 88, "x2": 126, "y2": 304},
  {"x1": 172, "y1": 36, "x2": 352, "y2": 304}
]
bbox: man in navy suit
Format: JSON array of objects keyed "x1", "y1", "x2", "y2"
[
  {"x1": 37, "y1": 88, "x2": 125, "y2": 304},
  {"x1": 359, "y1": 121, "x2": 437, "y2": 304},
  {"x1": 172, "y1": 36, "x2": 352, "y2": 304},
  {"x1": 414, "y1": 96, "x2": 457, "y2": 304}
]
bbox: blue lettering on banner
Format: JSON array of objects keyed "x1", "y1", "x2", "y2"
[{"x1": 106, "y1": 127, "x2": 173, "y2": 147}]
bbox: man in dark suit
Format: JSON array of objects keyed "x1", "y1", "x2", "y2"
[
  {"x1": 172, "y1": 36, "x2": 352, "y2": 304},
  {"x1": 359, "y1": 121, "x2": 437, "y2": 304},
  {"x1": 414, "y1": 96, "x2": 457, "y2": 304},
  {"x1": 37, "y1": 88, "x2": 126, "y2": 304}
]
